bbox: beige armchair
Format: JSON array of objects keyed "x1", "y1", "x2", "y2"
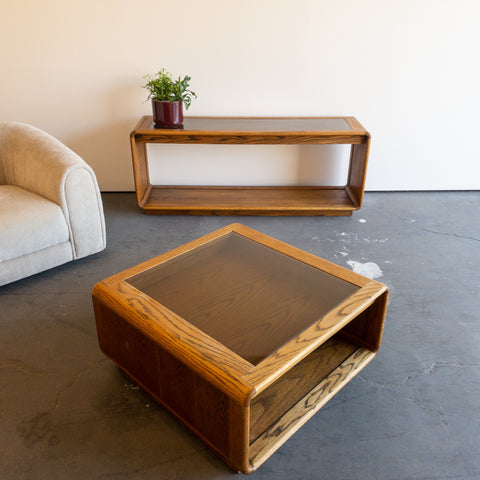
[{"x1": 0, "y1": 122, "x2": 106, "y2": 286}]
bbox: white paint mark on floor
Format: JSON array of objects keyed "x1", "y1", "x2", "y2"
[
  {"x1": 347, "y1": 260, "x2": 383, "y2": 279},
  {"x1": 336, "y1": 251, "x2": 349, "y2": 257},
  {"x1": 359, "y1": 218, "x2": 366, "y2": 223},
  {"x1": 337, "y1": 232, "x2": 388, "y2": 245}
]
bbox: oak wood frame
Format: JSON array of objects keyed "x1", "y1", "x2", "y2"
[
  {"x1": 92, "y1": 224, "x2": 388, "y2": 473},
  {"x1": 130, "y1": 116, "x2": 371, "y2": 216}
]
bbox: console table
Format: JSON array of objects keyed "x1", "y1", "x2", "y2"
[{"x1": 130, "y1": 116, "x2": 371, "y2": 215}]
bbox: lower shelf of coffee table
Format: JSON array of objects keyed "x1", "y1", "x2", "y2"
[
  {"x1": 141, "y1": 185, "x2": 358, "y2": 215},
  {"x1": 248, "y1": 336, "x2": 375, "y2": 470}
]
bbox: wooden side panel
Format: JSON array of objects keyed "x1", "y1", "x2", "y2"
[
  {"x1": 347, "y1": 136, "x2": 370, "y2": 207},
  {"x1": 93, "y1": 297, "x2": 251, "y2": 473},
  {"x1": 340, "y1": 289, "x2": 389, "y2": 352},
  {"x1": 130, "y1": 134, "x2": 151, "y2": 207},
  {"x1": 93, "y1": 279, "x2": 254, "y2": 403}
]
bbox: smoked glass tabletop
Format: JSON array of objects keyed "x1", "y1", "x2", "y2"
[
  {"x1": 147, "y1": 117, "x2": 352, "y2": 132},
  {"x1": 127, "y1": 232, "x2": 359, "y2": 365}
]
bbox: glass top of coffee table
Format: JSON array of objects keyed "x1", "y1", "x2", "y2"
[{"x1": 127, "y1": 232, "x2": 359, "y2": 365}]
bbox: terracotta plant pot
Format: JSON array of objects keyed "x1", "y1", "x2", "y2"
[{"x1": 152, "y1": 100, "x2": 184, "y2": 129}]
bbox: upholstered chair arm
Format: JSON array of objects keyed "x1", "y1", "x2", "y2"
[{"x1": 0, "y1": 122, "x2": 106, "y2": 259}]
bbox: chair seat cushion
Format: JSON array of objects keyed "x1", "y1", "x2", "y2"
[{"x1": 0, "y1": 185, "x2": 70, "y2": 262}]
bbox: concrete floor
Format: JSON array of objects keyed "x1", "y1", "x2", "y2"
[{"x1": 1, "y1": 191, "x2": 479, "y2": 480}]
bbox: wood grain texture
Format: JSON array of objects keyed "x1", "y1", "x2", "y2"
[
  {"x1": 347, "y1": 137, "x2": 371, "y2": 207},
  {"x1": 134, "y1": 133, "x2": 366, "y2": 145},
  {"x1": 127, "y1": 230, "x2": 359, "y2": 365},
  {"x1": 344, "y1": 117, "x2": 368, "y2": 131},
  {"x1": 92, "y1": 223, "x2": 388, "y2": 474},
  {"x1": 340, "y1": 289, "x2": 389, "y2": 351},
  {"x1": 131, "y1": 116, "x2": 366, "y2": 146},
  {"x1": 249, "y1": 347, "x2": 376, "y2": 470},
  {"x1": 129, "y1": 133, "x2": 150, "y2": 207},
  {"x1": 93, "y1": 281, "x2": 254, "y2": 404},
  {"x1": 132, "y1": 115, "x2": 365, "y2": 139},
  {"x1": 232, "y1": 224, "x2": 372, "y2": 286},
  {"x1": 143, "y1": 186, "x2": 356, "y2": 216},
  {"x1": 129, "y1": 115, "x2": 371, "y2": 216},
  {"x1": 242, "y1": 280, "x2": 388, "y2": 394},
  {"x1": 93, "y1": 297, "x2": 251, "y2": 473},
  {"x1": 249, "y1": 336, "x2": 357, "y2": 443},
  {"x1": 118, "y1": 222, "x2": 372, "y2": 288}
]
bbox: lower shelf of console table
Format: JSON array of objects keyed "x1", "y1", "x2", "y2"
[{"x1": 142, "y1": 185, "x2": 359, "y2": 215}]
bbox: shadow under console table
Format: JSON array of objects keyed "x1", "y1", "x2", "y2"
[{"x1": 130, "y1": 116, "x2": 371, "y2": 216}]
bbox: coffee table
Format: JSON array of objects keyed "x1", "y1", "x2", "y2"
[{"x1": 92, "y1": 224, "x2": 388, "y2": 473}]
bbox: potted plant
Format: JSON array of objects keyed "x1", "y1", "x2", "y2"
[{"x1": 143, "y1": 69, "x2": 196, "y2": 129}]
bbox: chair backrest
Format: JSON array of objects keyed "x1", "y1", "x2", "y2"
[{"x1": 0, "y1": 121, "x2": 91, "y2": 200}]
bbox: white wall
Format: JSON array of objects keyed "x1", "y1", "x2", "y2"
[{"x1": 1, "y1": 0, "x2": 479, "y2": 191}]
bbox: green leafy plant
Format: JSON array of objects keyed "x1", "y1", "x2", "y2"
[{"x1": 143, "y1": 68, "x2": 196, "y2": 110}]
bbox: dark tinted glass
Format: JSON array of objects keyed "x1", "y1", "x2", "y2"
[
  {"x1": 127, "y1": 233, "x2": 358, "y2": 364},
  {"x1": 149, "y1": 117, "x2": 351, "y2": 132}
]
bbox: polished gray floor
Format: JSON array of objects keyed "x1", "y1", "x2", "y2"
[{"x1": 1, "y1": 192, "x2": 479, "y2": 480}]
